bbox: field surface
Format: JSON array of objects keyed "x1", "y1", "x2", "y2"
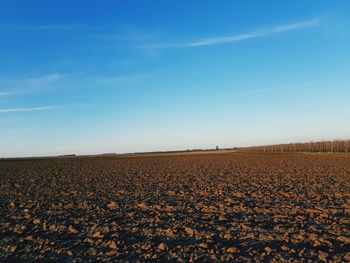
[{"x1": 1, "y1": 153, "x2": 350, "y2": 262}]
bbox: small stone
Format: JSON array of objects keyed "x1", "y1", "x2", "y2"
[
  {"x1": 9, "y1": 246, "x2": 17, "y2": 252},
  {"x1": 241, "y1": 224, "x2": 251, "y2": 231},
  {"x1": 49, "y1": 224, "x2": 57, "y2": 231},
  {"x1": 68, "y1": 225, "x2": 78, "y2": 234},
  {"x1": 109, "y1": 241, "x2": 117, "y2": 250},
  {"x1": 199, "y1": 243, "x2": 208, "y2": 248},
  {"x1": 265, "y1": 247, "x2": 272, "y2": 254},
  {"x1": 107, "y1": 201, "x2": 118, "y2": 210},
  {"x1": 157, "y1": 242, "x2": 168, "y2": 251},
  {"x1": 259, "y1": 234, "x2": 274, "y2": 241},
  {"x1": 204, "y1": 232, "x2": 215, "y2": 238},
  {"x1": 344, "y1": 252, "x2": 350, "y2": 261},
  {"x1": 67, "y1": 250, "x2": 73, "y2": 256},
  {"x1": 92, "y1": 231, "x2": 103, "y2": 238},
  {"x1": 33, "y1": 219, "x2": 41, "y2": 225},
  {"x1": 281, "y1": 245, "x2": 288, "y2": 251},
  {"x1": 313, "y1": 239, "x2": 321, "y2": 247},
  {"x1": 137, "y1": 203, "x2": 148, "y2": 209},
  {"x1": 337, "y1": 236, "x2": 350, "y2": 244},
  {"x1": 211, "y1": 255, "x2": 218, "y2": 261},
  {"x1": 318, "y1": 251, "x2": 328, "y2": 262},
  {"x1": 102, "y1": 226, "x2": 110, "y2": 233},
  {"x1": 164, "y1": 228, "x2": 174, "y2": 237},
  {"x1": 227, "y1": 247, "x2": 238, "y2": 253},
  {"x1": 13, "y1": 225, "x2": 26, "y2": 234},
  {"x1": 219, "y1": 215, "x2": 226, "y2": 221},
  {"x1": 243, "y1": 233, "x2": 254, "y2": 239},
  {"x1": 224, "y1": 233, "x2": 233, "y2": 239},
  {"x1": 184, "y1": 227, "x2": 195, "y2": 236},
  {"x1": 164, "y1": 205, "x2": 173, "y2": 211},
  {"x1": 24, "y1": 235, "x2": 33, "y2": 241}
]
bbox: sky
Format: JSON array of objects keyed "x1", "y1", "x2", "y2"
[{"x1": 0, "y1": 0, "x2": 350, "y2": 157}]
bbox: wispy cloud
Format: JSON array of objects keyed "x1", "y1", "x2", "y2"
[
  {"x1": 0, "y1": 73, "x2": 63, "y2": 85},
  {"x1": 23, "y1": 74, "x2": 63, "y2": 86},
  {"x1": 273, "y1": 19, "x2": 321, "y2": 33},
  {"x1": 92, "y1": 74, "x2": 148, "y2": 84},
  {"x1": 0, "y1": 73, "x2": 64, "y2": 95},
  {"x1": 0, "y1": 105, "x2": 62, "y2": 113},
  {"x1": 0, "y1": 92, "x2": 10, "y2": 96},
  {"x1": 234, "y1": 81, "x2": 316, "y2": 95},
  {"x1": 190, "y1": 81, "x2": 316, "y2": 101},
  {"x1": 1, "y1": 24, "x2": 80, "y2": 30},
  {"x1": 140, "y1": 18, "x2": 322, "y2": 49}
]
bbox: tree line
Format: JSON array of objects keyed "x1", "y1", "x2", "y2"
[{"x1": 240, "y1": 140, "x2": 350, "y2": 153}]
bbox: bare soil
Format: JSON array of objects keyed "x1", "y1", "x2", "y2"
[{"x1": 1, "y1": 153, "x2": 350, "y2": 262}]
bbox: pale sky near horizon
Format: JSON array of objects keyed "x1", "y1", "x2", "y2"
[{"x1": 1, "y1": 1, "x2": 350, "y2": 157}]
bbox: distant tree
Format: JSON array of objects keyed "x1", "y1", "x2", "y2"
[{"x1": 239, "y1": 139, "x2": 350, "y2": 154}]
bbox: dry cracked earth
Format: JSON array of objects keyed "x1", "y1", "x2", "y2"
[{"x1": 1, "y1": 153, "x2": 350, "y2": 262}]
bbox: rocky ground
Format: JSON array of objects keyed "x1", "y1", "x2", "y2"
[{"x1": 1, "y1": 153, "x2": 350, "y2": 262}]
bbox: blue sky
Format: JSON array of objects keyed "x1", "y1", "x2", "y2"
[{"x1": 1, "y1": 1, "x2": 350, "y2": 157}]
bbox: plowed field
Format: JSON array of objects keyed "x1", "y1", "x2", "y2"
[{"x1": 1, "y1": 153, "x2": 350, "y2": 262}]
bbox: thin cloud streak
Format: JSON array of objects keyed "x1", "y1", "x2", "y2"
[
  {"x1": 141, "y1": 18, "x2": 322, "y2": 48},
  {"x1": 0, "y1": 73, "x2": 64, "y2": 96},
  {"x1": 92, "y1": 74, "x2": 148, "y2": 84},
  {"x1": 24, "y1": 74, "x2": 63, "y2": 85},
  {"x1": 187, "y1": 31, "x2": 267, "y2": 47},
  {"x1": 273, "y1": 18, "x2": 321, "y2": 33},
  {"x1": 1, "y1": 24, "x2": 80, "y2": 30},
  {"x1": 0, "y1": 73, "x2": 64, "y2": 85},
  {"x1": 190, "y1": 81, "x2": 316, "y2": 101},
  {"x1": 0, "y1": 92, "x2": 10, "y2": 96},
  {"x1": 234, "y1": 81, "x2": 316, "y2": 95},
  {"x1": 0, "y1": 105, "x2": 62, "y2": 113}
]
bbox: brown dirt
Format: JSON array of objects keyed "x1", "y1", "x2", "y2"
[{"x1": 1, "y1": 153, "x2": 350, "y2": 262}]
